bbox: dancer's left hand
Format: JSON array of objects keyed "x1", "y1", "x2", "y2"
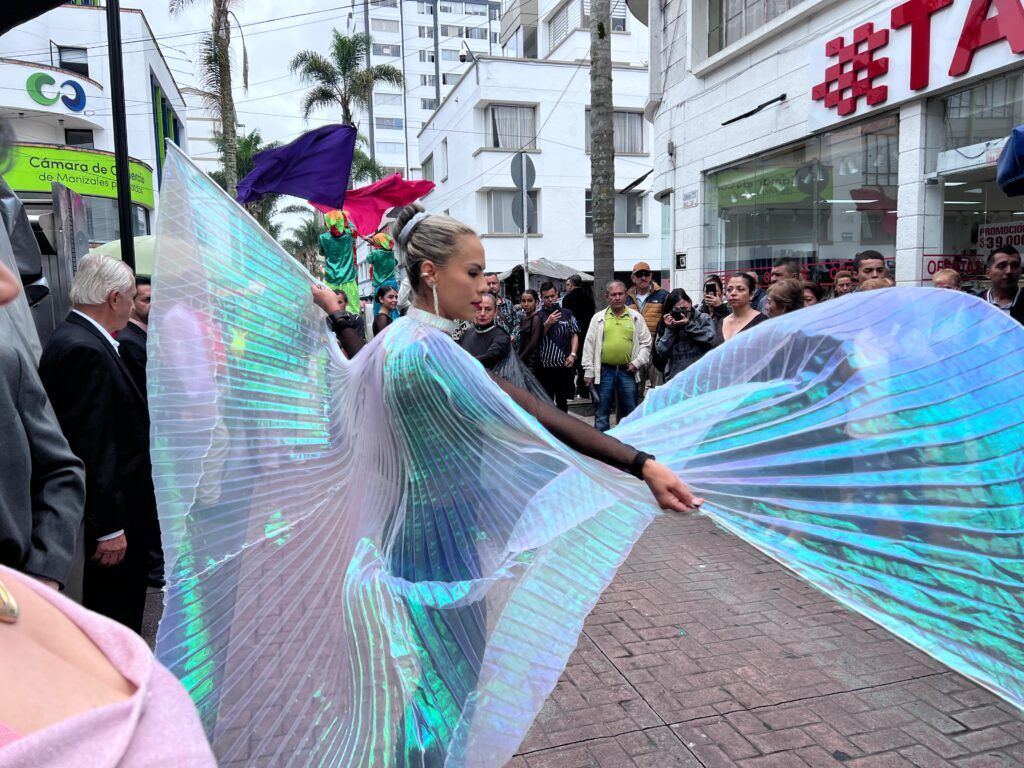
[{"x1": 641, "y1": 460, "x2": 703, "y2": 513}]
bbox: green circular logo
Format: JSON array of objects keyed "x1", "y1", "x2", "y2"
[{"x1": 26, "y1": 72, "x2": 59, "y2": 106}]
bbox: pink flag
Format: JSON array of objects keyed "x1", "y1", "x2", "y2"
[{"x1": 310, "y1": 174, "x2": 435, "y2": 236}]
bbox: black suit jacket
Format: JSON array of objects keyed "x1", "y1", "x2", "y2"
[
  {"x1": 116, "y1": 321, "x2": 148, "y2": 399},
  {"x1": 38, "y1": 313, "x2": 157, "y2": 543},
  {"x1": 562, "y1": 287, "x2": 596, "y2": 339}
]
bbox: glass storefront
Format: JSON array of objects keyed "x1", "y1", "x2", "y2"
[
  {"x1": 926, "y1": 72, "x2": 1024, "y2": 290},
  {"x1": 705, "y1": 114, "x2": 898, "y2": 285}
]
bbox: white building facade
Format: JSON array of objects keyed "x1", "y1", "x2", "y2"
[
  {"x1": 352, "y1": 0, "x2": 504, "y2": 178},
  {"x1": 636, "y1": 0, "x2": 1024, "y2": 294},
  {"x1": 0, "y1": 1, "x2": 187, "y2": 245},
  {"x1": 419, "y1": 56, "x2": 662, "y2": 282}
]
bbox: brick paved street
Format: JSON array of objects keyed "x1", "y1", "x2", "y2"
[{"x1": 510, "y1": 513, "x2": 1024, "y2": 767}]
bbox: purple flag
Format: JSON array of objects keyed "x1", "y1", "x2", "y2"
[{"x1": 236, "y1": 124, "x2": 356, "y2": 209}]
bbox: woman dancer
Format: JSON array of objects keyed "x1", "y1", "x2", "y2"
[
  {"x1": 150, "y1": 146, "x2": 1024, "y2": 768},
  {"x1": 715, "y1": 273, "x2": 766, "y2": 343}
]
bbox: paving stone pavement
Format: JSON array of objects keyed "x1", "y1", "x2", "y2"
[{"x1": 509, "y1": 513, "x2": 1024, "y2": 768}]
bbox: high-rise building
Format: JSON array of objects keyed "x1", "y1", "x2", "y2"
[{"x1": 351, "y1": 0, "x2": 504, "y2": 178}]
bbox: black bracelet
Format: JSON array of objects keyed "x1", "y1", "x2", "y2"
[{"x1": 628, "y1": 451, "x2": 654, "y2": 480}]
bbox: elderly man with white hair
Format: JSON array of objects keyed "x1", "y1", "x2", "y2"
[{"x1": 39, "y1": 254, "x2": 160, "y2": 633}]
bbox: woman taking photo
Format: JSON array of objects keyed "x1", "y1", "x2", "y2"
[
  {"x1": 765, "y1": 279, "x2": 804, "y2": 318},
  {"x1": 697, "y1": 274, "x2": 729, "y2": 322},
  {"x1": 715, "y1": 273, "x2": 767, "y2": 343},
  {"x1": 654, "y1": 289, "x2": 716, "y2": 383},
  {"x1": 372, "y1": 284, "x2": 400, "y2": 336}
]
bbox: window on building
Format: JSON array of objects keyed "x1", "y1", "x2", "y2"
[
  {"x1": 488, "y1": 189, "x2": 539, "y2": 233},
  {"x1": 417, "y1": 1, "x2": 435, "y2": 13},
  {"x1": 64, "y1": 128, "x2": 94, "y2": 148},
  {"x1": 488, "y1": 104, "x2": 536, "y2": 149},
  {"x1": 585, "y1": 190, "x2": 645, "y2": 234},
  {"x1": 585, "y1": 109, "x2": 645, "y2": 153},
  {"x1": 581, "y1": 0, "x2": 625, "y2": 31},
  {"x1": 372, "y1": 43, "x2": 402, "y2": 57},
  {"x1": 705, "y1": 114, "x2": 898, "y2": 281},
  {"x1": 440, "y1": 0, "x2": 464, "y2": 12},
  {"x1": 419, "y1": 49, "x2": 436, "y2": 62},
  {"x1": 440, "y1": 24, "x2": 463, "y2": 36},
  {"x1": 376, "y1": 116, "x2": 405, "y2": 130},
  {"x1": 371, "y1": 0, "x2": 398, "y2": 7},
  {"x1": 383, "y1": 166, "x2": 405, "y2": 176},
  {"x1": 466, "y1": 27, "x2": 488, "y2": 40},
  {"x1": 465, "y1": 2, "x2": 488, "y2": 15},
  {"x1": 375, "y1": 92, "x2": 404, "y2": 107},
  {"x1": 421, "y1": 74, "x2": 438, "y2": 87},
  {"x1": 440, "y1": 138, "x2": 449, "y2": 179},
  {"x1": 548, "y1": 1, "x2": 573, "y2": 50},
  {"x1": 442, "y1": 72, "x2": 458, "y2": 85},
  {"x1": 441, "y1": 48, "x2": 461, "y2": 62},
  {"x1": 708, "y1": 0, "x2": 805, "y2": 55},
  {"x1": 492, "y1": 32, "x2": 500, "y2": 44},
  {"x1": 421, "y1": 97, "x2": 439, "y2": 110},
  {"x1": 377, "y1": 141, "x2": 405, "y2": 155},
  {"x1": 57, "y1": 46, "x2": 89, "y2": 77},
  {"x1": 418, "y1": 24, "x2": 435, "y2": 37},
  {"x1": 422, "y1": 154, "x2": 435, "y2": 182},
  {"x1": 371, "y1": 18, "x2": 401, "y2": 32},
  {"x1": 941, "y1": 72, "x2": 1024, "y2": 149},
  {"x1": 490, "y1": 3, "x2": 501, "y2": 19}
]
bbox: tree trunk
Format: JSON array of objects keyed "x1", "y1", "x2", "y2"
[
  {"x1": 213, "y1": 2, "x2": 238, "y2": 196},
  {"x1": 589, "y1": 0, "x2": 614, "y2": 309}
]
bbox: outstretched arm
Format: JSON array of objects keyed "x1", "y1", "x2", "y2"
[
  {"x1": 490, "y1": 374, "x2": 702, "y2": 513},
  {"x1": 313, "y1": 285, "x2": 366, "y2": 358}
]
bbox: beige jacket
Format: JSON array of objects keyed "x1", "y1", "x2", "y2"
[{"x1": 581, "y1": 306, "x2": 652, "y2": 385}]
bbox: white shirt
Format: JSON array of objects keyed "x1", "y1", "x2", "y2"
[
  {"x1": 71, "y1": 309, "x2": 125, "y2": 542},
  {"x1": 72, "y1": 309, "x2": 120, "y2": 354},
  {"x1": 634, "y1": 291, "x2": 651, "y2": 310}
]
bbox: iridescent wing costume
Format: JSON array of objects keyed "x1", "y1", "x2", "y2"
[{"x1": 151, "y1": 145, "x2": 1024, "y2": 766}]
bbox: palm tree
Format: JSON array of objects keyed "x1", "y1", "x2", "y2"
[
  {"x1": 290, "y1": 31, "x2": 403, "y2": 127},
  {"x1": 171, "y1": 0, "x2": 249, "y2": 196},
  {"x1": 210, "y1": 129, "x2": 283, "y2": 234},
  {"x1": 351, "y1": 134, "x2": 387, "y2": 184},
  {"x1": 589, "y1": 0, "x2": 615, "y2": 307},
  {"x1": 282, "y1": 215, "x2": 325, "y2": 277}
]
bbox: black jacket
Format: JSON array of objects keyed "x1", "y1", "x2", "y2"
[
  {"x1": 38, "y1": 313, "x2": 157, "y2": 542},
  {"x1": 116, "y1": 320, "x2": 148, "y2": 399},
  {"x1": 0, "y1": 344, "x2": 84, "y2": 586},
  {"x1": 561, "y1": 287, "x2": 595, "y2": 340}
]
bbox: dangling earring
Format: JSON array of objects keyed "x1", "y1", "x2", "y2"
[{"x1": 431, "y1": 282, "x2": 440, "y2": 315}]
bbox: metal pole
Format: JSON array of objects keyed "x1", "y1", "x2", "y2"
[
  {"x1": 521, "y1": 151, "x2": 529, "y2": 289},
  {"x1": 364, "y1": 0, "x2": 376, "y2": 162},
  {"x1": 398, "y1": 0, "x2": 410, "y2": 177},
  {"x1": 105, "y1": 0, "x2": 135, "y2": 270}
]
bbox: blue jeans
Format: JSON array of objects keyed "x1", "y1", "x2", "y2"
[{"x1": 594, "y1": 365, "x2": 638, "y2": 432}]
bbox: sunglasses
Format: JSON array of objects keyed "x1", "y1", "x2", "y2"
[{"x1": 633, "y1": 270, "x2": 651, "y2": 278}]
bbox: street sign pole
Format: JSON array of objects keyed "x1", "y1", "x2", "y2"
[{"x1": 521, "y1": 150, "x2": 529, "y2": 290}]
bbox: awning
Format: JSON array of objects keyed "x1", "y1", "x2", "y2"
[{"x1": 498, "y1": 258, "x2": 594, "y2": 282}]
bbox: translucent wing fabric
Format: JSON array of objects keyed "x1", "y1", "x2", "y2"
[{"x1": 151, "y1": 143, "x2": 1024, "y2": 768}]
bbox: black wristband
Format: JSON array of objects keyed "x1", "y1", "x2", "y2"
[{"x1": 629, "y1": 451, "x2": 654, "y2": 480}]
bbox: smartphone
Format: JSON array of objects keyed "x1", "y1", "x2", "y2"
[{"x1": 704, "y1": 283, "x2": 719, "y2": 296}]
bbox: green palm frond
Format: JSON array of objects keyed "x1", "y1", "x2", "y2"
[
  {"x1": 299, "y1": 85, "x2": 343, "y2": 120},
  {"x1": 290, "y1": 51, "x2": 339, "y2": 88},
  {"x1": 198, "y1": 32, "x2": 226, "y2": 113}
]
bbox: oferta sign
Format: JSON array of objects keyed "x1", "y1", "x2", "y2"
[
  {"x1": 26, "y1": 72, "x2": 87, "y2": 112},
  {"x1": 2, "y1": 145, "x2": 154, "y2": 209}
]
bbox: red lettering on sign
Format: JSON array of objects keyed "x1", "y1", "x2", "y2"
[
  {"x1": 949, "y1": 0, "x2": 1024, "y2": 76},
  {"x1": 891, "y1": 0, "x2": 954, "y2": 90}
]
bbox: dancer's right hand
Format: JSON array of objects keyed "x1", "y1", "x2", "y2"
[
  {"x1": 641, "y1": 460, "x2": 703, "y2": 513},
  {"x1": 311, "y1": 285, "x2": 342, "y2": 314}
]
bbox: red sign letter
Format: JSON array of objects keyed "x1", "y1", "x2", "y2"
[
  {"x1": 950, "y1": 0, "x2": 1024, "y2": 77},
  {"x1": 891, "y1": 0, "x2": 954, "y2": 90}
]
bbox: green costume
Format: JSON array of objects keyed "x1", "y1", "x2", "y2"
[
  {"x1": 367, "y1": 247, "x2": 397, "y2": 287},
  {"x1": 319, "y1": 227, "x2": 358, "y2": 314}
]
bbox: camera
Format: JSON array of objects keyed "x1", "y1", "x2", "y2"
[
  {"x1": 459, "y1": 41, "x2": 472, "y2": 63},
  {"x1": 670, "y1": 307, "x2": 689, "y2": 321}
]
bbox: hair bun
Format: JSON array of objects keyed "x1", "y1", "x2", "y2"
[{"x1": 390, "y1": 203, "x2": 425, "y2": 244}]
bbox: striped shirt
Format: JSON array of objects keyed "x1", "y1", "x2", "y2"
[{"x1": 537, "y1": 306, "x2": 580, "y2": 369}]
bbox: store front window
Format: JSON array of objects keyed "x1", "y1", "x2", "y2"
[
  {"x1": 83, "y1": 197, "x2": 151, "y2": 244},
  {"x1": 926, "y1": 72, "x2": 1024, "y2": 290},
  {"x1": 705, "y1": 114, "x2": 898, "y2": 286}
]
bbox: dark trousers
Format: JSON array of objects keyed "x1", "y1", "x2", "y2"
[
  {"x1": 84, "y1": 538, "x2": 148, "y2": 632},
  {"x1": 537, "y1": 365, "x2": 573, "y2": 411}
]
